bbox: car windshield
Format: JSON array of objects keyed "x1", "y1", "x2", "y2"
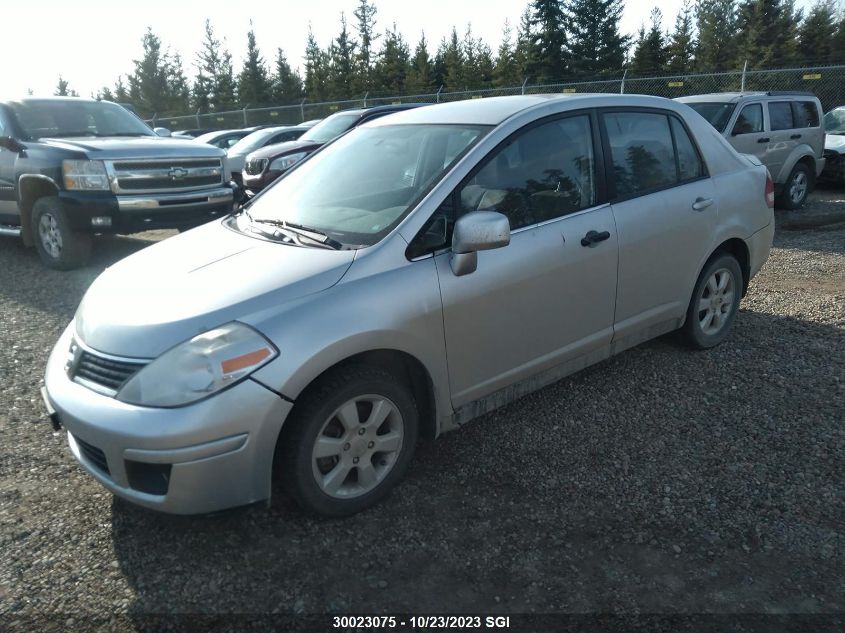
[
  {"x1": 242, "y1": 123, "x2": 490, "y2": 247},
  {"x1": 299, "y1": 113, "x2": 361, "y2": 144},
  {"x1": 8, "y1": 100, "x2": 155, "y2": 140},
  {"x1": 229, "y1": 127, "x2": 288, "y2": 155},
  {"x1": 824, "y1": 108, "x2": 845, "y2": 134},
  {"x1": 686, "y1": 102, "x2": 736, "y2": 132}
]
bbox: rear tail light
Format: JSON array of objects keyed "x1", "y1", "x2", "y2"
[{"x1": 765, "y1": 173, "x2": 775, "y2": 209}]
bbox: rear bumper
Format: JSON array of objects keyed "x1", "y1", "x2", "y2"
[
  {"x1": 745, "y1": 220, "x2": 775, "y2": 282},
  {"x1": 59, "y1": 185, "x2": 235, "y2": 233}
]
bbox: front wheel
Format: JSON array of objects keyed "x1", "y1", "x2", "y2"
[
  {"x1": 779, "y1": 163, "x2": 811, "y2": 210},
  {"x1": 32, "y1": 197, "x2": 92, "y2": 270},
  {"x1": 278, "y1": 365, "x2": 419, "y2": 517},
  {"x1": 680, "y1": 254, "x2": 743, "y2": 349}
]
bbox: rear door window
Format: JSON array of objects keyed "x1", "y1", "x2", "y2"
[
  {"x1": 671, "y1": 118, "x2": 705, "y2": 181},
  {"x1": 604, "y1": 112, "x2": 677, "y2": 196},
  {"x1": 791, "y1": 101, "x2": 820, "y2": 128},
  {"x1": 732, "y1": 104, "x2": 764, "y2": 135},
  {"x1": 769, "y1": 102, "x2": 795, "y2": 131}
]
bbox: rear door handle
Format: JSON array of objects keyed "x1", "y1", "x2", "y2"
[
  {"x1": 757, "y1": 137, "x2": 770, "y2": 143},
  {"x1": 692, "y1": 197, "x2": 714, "y2": 211},
  {"x1": 581, "y1": 230, "x2": 610, "y2": 247},
  {"x1": 790, "y1": 134, "x2": 802, "y2": 139}
]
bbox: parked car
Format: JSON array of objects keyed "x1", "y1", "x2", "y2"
[
  {"x1": 677, "y1": 92, "x2": 824, "y2": 209},
  {"x1": 226, "y1": 126, "x2": 310, "y2": 185},
  {"x1": 242, "y1": 105, "x2": 425, "y2": 194},
  {"x1": 193, "y1": 129, "x2": 251, "y2": 150},
  {"x1": 821, "y1": 106, "x2": 845, "y2": 181},
  {"x1": 171, "y1": 128, "x2": 214, "y2": 138},
  {"x1": 0, "y1": 97, "x2": 234, "y2": 269},
  {"x1": 43, "y1": 94, "x2": 774, "y2": 517},
  {"x1": 300, "y1": 119, "x2": 322, "y2": 127}
]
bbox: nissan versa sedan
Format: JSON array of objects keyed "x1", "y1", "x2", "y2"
[{"x1": 43, "y1": 94, "x2": 774, "y2": 517}]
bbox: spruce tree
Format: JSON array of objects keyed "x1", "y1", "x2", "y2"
[
  {"x1": 304, "y1": 27, "x2": 330, "y2": 102},
  {"x1": 567, "y1": 0, "x2": 629, "y2": 77},
  {"x1": 442, "y1": 28, "x2": 466, "y2": 91},
  {"x1": 54, "y1": 76, "x2": 78, "y2": 97},
  {"x1": 353, "y1": 0, "x2": 379, "y2": 93},
  {"x1": 629, "y1": 8, "x2": 668, "y2": 75},
  {"x1": 666, "y1": 1, "x2": 696, "y2": 72},
  {"x1": 494, "y1": 20, "x2": 521, "y2": 87},
  {"x1": 407, "y1": 33, "x2": 435, "y2": 93},
  {"x1": 329, "y1": 14, "x2": 358, "y2": 98},
  {"x1": 529, "y1": 0, "x2": 568, "y2": 82},
  {"x1": 735, "y1": 0, "x2": 801, "y2": 68},
  {"x1": 127, "y1": 28, "x2": 171, "y2": 115},
  {"x1": 514, "y1": 7, "x2": 536, "y2": 82},
  {"x1": 462, "y1": 25, "x2": 494, "y2": 90},
  {"x1": 695, "y1": 0, "x2": 738, "y2": 71},
  {"x1": 238, "y1": 23, "x2": 273, "y2": 107},
  {"x1": 273, "y1": 48, "x2": 304, "y2": 104},
  {"x1": 374, "y1": 24, "x2": 411, "y2": 94},
  {"x1": 796, "y1": 0, "x2": 837, "y2": 64}
]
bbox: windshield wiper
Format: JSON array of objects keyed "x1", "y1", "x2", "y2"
[{"x1": 251, "y1": 218, "x2": 344, "y2": 250}]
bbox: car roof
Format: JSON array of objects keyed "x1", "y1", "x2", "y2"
[
  {"x1": 677, "y1": 92, "x2": 819, "y2": 104},
  {"x1": 3, "y1": 96, "x2": 116, "y2": 106}
]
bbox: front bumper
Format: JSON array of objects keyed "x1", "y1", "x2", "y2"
[
  {"x1": 242, "y1": 169, "x2": 284, "y2": 194},
  {"x1": 59, "y1": 184, "x2": 236, "y2": 234},
  {"x1": 43, "y1": 325, "x2": 292, "y2": 514}
]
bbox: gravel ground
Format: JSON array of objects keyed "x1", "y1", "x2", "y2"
[{"x1": 0, "y1": 194, "x2": 843, "y2": 624}]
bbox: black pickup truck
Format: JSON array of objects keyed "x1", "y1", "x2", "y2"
[{"x1": 0, "y1": 97, "x2": 235, "y2": 269}]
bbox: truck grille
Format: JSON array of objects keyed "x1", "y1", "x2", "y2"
[
  {"x1": 244, "y1": 158, "x2": 268, "y2": 175},
  {"x1": 107, "y1": 158, "x2": 224, "y2": 194},
  {"x1": 70, "y1": 347, "x2": 148, "y2": 396}
]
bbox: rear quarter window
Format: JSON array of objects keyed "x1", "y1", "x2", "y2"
[
  {"x1": 792, "y1": 101, "x2": 820, "y2": 128},
  {"x1": 769, "y1": 102, "x2": 795, "y2": 131}
]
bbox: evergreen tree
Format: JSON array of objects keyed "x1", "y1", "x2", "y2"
[
  {"x1": 567, "y1": 0, "x2": 629, "y2": 77},
  {"x1": 374, "y1": 24, "x2": 411, "y2": 94},
  {"x1": 272, "y1": 48, "x2": 304, "y2": 104},
  {"x1": 529, "y1": 0, "x2": 568, "y2": 82},
  {"x1": 407, "y1": 33, "x2": 435, "y2": 93},
  {"x1": 194, "y1": 20, "x2": 235, "y2": 111},
  {"x1": 796, "y1": 0, "x2": 837, "y2": 64},
  {"x1": 54, "y1": 76, "x2": 78, "y2": 97},
  {"x1": 494, "y1": 20, "x2": 521, "y2": 87},
  {"x1": 832, "y1": 14, "x2": 845, "y2": 61},
  {"x1": 630, "y1": 8, "x2": 668, "y2": 74},
  {"x1": 514, "y1": 7, "x2": 536, "y2": 82},
  {"x1": 695, "y1": 0, "x2": 738, "y2": 71},
  {"x1": 735, "y1": 0, "x2": 801, "y2": 68},
  {"x1": 329, "y1": 14, "x2": 358, "y2": 98},
  {"x1": 462, "y1": 25, "x2": 494, "y2": 89},
  {"x1": 666, "y1": 1, "x2": 696, "y2": 72},
  {"x1": 114, "y1": 77, "x2": 129, "y2": 102},
  {"x1": 353, "y1": 0, "x2": 379, "y2": 93},
  {"x1": 97, "y1": 86, "x2": 116, "y2": 102},
  {"x1": 167, "y1": 54, "x2": 191, "y2": 113},
  {"x1": 304, "y1": 27, "x2": 330, "y2": 101},
  {"x1": 215, "y1": 49, "x2": 237, "y2": 111},
  {"x1": 238, "y1": 23, "x2": 273, "y2": 107},
  {"x1": 441, "y1": 28, "x2": 466, "y2": 91}
]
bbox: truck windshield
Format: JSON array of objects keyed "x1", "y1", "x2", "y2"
[
  {"x1": 686, "y1": 102, "x2": 736, "y2": 132},
  {"x1": 243, "y1": 123, "x2": 490, "y2": 248},
  {"x1": 8, "y1": 100, "x2": 155, "y2": 140}
]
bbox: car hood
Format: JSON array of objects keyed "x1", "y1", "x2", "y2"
[
  {"x1": 75, "y1": 220, "x2": 356, "y2": 358},
  {"x1": 247, "y1": 139, "x2": 323, "y2": 161},
  {"x1": 824, "y1": 133, "x2": 845, "y2": 151},
  {"x1": 36, "y1": 136, "x2": 226, "y2": 160}
]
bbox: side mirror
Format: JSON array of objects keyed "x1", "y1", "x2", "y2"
[
  {"x1": 0, "y1": 136, "x2": 26, "y2": 153},
  {"x1": 450, "y1": 210, "x2": 510, "y2": 276},
  {"x1": 153, "y1": 127, "x2": 172, "y2": 137}
]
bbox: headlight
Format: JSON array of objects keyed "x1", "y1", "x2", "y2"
[
  {"x1": 116, "y1": 322, "x2": 277, "y2": 407},
  {"x1": 269, "y1": 152, "x2": 307, "y2": 172},
  {"x1": 62, "y1": 160, "x2": 110, "y2": 191}
]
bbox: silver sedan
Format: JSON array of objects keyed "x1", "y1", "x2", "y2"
[{"x1": 44, "y1": 94, "x2": 774, "y2": 516}]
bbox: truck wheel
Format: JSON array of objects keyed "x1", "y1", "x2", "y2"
[
  {"x1": 779, "y1": 163, "x2": 811, "y2": 210},
  {"x1": 277, "y1": 364, "x2": 419, "y2": 517},
  {"x1": 680, "y1": 253, "x2": 743, "y2": 350},
  {"x1": 32, "y1": 197, "x2": 92, "y2": 270}
]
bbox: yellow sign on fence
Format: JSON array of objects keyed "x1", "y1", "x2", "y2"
[
  {"x1": 270, "y1": 111, "x2": 278, "y2": 117},
  {"x1": 803, "y1": 73, "x2": 822, "y2": 80},
  {"x1": 562, "y1": 88, "x2": 576, "y2": 93},
  {"x1": 216, "y1": 117, "x2": 224, "y2": 122},
  {"x1": 668, "y1": 81, "x2": 684, "y2": 87}
]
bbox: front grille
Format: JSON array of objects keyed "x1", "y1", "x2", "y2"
[
  {"x1": 74, "y1": 435, "x2": 110, "y2": 475},
  {"x1": 108, "y1": 158, "x2": 224, "y2": 194},
  {"x1": 244, "y1": 158, "x2": 268, "y2": 175},
  {"x1": 71, "y1": 349, "x2": 147, "y2": 395}
]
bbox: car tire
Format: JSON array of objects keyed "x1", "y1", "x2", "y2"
[
  {"x1": 779, "y1": 163, "x2": 812, "y2": 210},
  {"x1": 681, "y1": 253, "x2": 743, "y2": 350},
  {"x1": 277, "y1": 364, "x2": 419, "y2": 517},
  {"x1": 32, "y1": 197, "x2": 92, "y2": 270}
]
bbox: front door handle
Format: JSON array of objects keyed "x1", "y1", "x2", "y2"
[
  {"x1": 692, "y1": 197, "x2": 714, "y2": 211},
  {"x1": 581, "y1": 230, "x2": 610, "y2": 247},
  {"x1": 757, "y1": 137, "x2": 770, "y2": 143},
  {"x1": 790, "y1": 133, "x2": 802, "y2": 140}
]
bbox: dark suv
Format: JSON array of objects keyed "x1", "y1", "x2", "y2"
[
  {"x1": 0, "y1": 97, "x2": 235, "y2": 269},
  {"x1": 242, "y1": 104, "x2": 425, "y2": 194}
]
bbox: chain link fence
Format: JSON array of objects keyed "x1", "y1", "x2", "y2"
[{"x1": 148, "y1": 64, "x2": 845, "y2": 131}]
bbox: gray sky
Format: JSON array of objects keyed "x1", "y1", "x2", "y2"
[{"x1": 1, "y1": 0, "x2": 815, "y2": 99}]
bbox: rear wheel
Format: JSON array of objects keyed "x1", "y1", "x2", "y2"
[
  {"x1": 681, "y1": 253, "x2": 743, "y2": 349},
  {"x1": 32, "y1": 197, "x2": 91, "y2": 270},
  {"x1": 779, "y1": 163, "x2": 811, "y2": 210},
  {"x1": 278, "y1": 365, "x2": 419, "y2": 517}
]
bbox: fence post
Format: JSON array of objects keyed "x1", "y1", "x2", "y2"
[
  {"x1": 436, "y1": 85, "x2": 443, "y2": 103},
  {"x1": 300, "y1": 98, "x2": 306, "y2": 122},
  {"x1": 242, "y1": 105, "x2": 249, "y2": 127},
  {"x1": 521, "y1": 77, "x2": 529, "y2": 95},
  {"x1": 741, "y1": 60, "x2": 748, "y2": 92},
  {"x1": 151, "y1": 113, "x2": 158, "y2": 127},
  {"x1": 195, "y1": 109, "x2": 201, "y2": 128},
  {"x1": 363, "y1": 91, "x2": 369, "y2": 107},
  {"x1": 620, "y1": 69, "x2": 628, "y2": 94}
]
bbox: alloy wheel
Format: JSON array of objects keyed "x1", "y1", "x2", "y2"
[
  {"x1": 789, "y1": 171, "x2": 808, "y2": 205},
  {"x1": 38, "y1": 213, "x2": 63, "y2": 259},
  {"x1": 697, "y1": 268, "x2": 736, "y2": 336}
]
